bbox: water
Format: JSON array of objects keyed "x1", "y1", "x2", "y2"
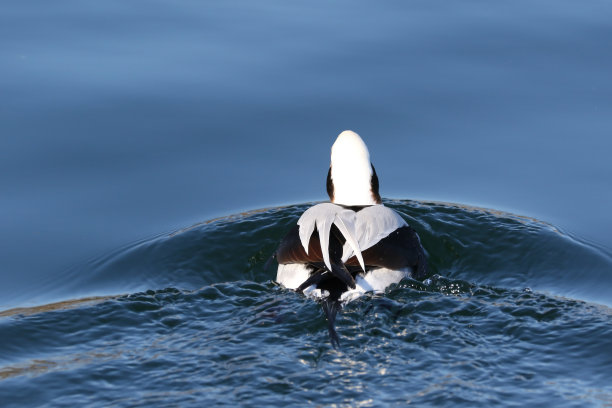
[
  {"x1": 2, "y1": 0, "x2": 612, "y2": 406},
  {"x1": 1, "y1": 202, "x2": 612, "y2": 406}
]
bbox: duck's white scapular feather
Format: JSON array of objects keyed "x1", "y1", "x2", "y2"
[
  {"x1": 340, "y1": 204, "x2": 407, "y2": 262},
  {"x1": 297, "y1": 203, "x2": 366, "y2": 273},
  {"x1": 297, "y1": 202, "x2": 407, "y2": 273}
]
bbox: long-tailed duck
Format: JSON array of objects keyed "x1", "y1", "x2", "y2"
[{"x1": 274, "y1": 130, "x2": 428, "y2": 347}]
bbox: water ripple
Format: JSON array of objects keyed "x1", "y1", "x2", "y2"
[{"x1": 1, "y1": 200, "x2": 611, "y2": 407}]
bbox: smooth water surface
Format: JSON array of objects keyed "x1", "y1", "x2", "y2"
[{"x1": 2, "y1": 0, "x2": 612, "y2": 307}]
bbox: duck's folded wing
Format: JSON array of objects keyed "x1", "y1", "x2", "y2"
[
  {"x1": 276, "y1": 223, "x2": 357, "y2": 289},
  {"x1": 345, "y1": 225, "x2": 428, "y2": 279},
  {"x1": 340, "y1": 204, "x2": 407, "y2": 261},
  {"x1": 276, "y1": 224, "x2": 322, "y2": 264}
]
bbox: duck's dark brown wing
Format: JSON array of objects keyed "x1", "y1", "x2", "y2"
[
  {"x1": 276, "y1": 225, "x2": 356, "y2": 289},
  {"x1": 345, "y1": 226, "x2": 428, "y2": 280}
]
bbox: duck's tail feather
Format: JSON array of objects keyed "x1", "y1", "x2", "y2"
[
  {"x1": 322, "y1": 298, "x2": 342, "y2": 349},
  {"x1": 296, "y1": 268, "x2": 327, "y2": 292},
  {"x1": 330, "y1": 261, "x2": 356, "y2": 289}
]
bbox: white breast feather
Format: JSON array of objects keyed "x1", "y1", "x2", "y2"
[
  {"x1": 276, "y1": 263, "x2": 311, "y2": 290},
  {"x1": 339, "y1": 267, "x2": 409, "y2": 303}
]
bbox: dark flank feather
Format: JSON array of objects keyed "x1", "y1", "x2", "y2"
[{"x1": 277, "y1": 224, "x2": 357, "y2": 289}]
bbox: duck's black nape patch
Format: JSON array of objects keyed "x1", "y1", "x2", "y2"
[
  {"x1": 326, "y1": 166, "x2": 334, "y2": 201},
  {"x1": 371, "y1": 164, "x2": 382, "y2": 204}
]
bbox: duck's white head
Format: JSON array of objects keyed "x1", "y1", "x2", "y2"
[{"x1": 327, "y1": 130, "x2": 382, "y2": 206}]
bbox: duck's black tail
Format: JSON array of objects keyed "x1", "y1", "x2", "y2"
[{"x1": 322, "y1": 298, "x2": 342, "y2": 349}]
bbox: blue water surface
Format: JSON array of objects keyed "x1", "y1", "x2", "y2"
[
  {"x1": 2, "y1": 0, "x2": 612, "y2": 305},
  {"x1": 1, "y1": 0, "x2": 612, "y2": 406}
]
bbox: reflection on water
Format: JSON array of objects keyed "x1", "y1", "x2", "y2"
[{"x1": 0, "y1": 296, "x2": 114, "y2": 318}]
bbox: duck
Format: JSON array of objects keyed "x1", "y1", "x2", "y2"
[{"x1": 274, "y1": 130, "x2": 428, "y2": 347}]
